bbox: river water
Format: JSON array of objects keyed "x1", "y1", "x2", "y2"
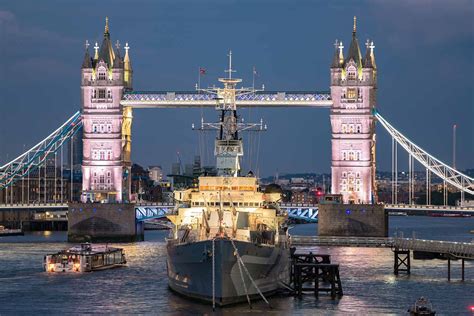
[{"x1": 0, "y1": 216, "x2": 473, "y2": 315}]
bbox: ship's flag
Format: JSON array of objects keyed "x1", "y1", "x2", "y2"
[{"x1": 199, "y1": 67, "x2": 206, "y2": 75}]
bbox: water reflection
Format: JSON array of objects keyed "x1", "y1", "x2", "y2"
[{"x1": 0, "y1": 218, "x2": 473, "y2": 314}]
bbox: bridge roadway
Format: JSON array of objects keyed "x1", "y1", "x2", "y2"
[
  {"x1": 121, "y1": 91, "x2": 332, "y2": 108},
  {"x1": 0, "y1": 202, "x2": 472, "y2": 223}
]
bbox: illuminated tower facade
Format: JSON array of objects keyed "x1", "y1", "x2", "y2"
[
  {"x1": 80, "y1": 18, "x2": 133, "y2": 202},
  {"x1": 330, "y1": 17, "x2": 377, "y2": 204}
]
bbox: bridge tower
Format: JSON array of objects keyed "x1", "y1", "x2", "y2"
[
  {"x1": 80, "y1": 18, "x2": 133, "y2": 203},
  {"x1": 330, "y1": 17, "x2": 377, "y2": 204}
]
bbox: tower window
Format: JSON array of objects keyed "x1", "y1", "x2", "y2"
[
  {"x1": 107, "y1": 90, "x2": 112, "y2": 99},
  {"x1": 98, "y1": 89, "x2": 106, "y2": 99},
  {"x1": 347, "y1": 88, "x2": 357, "y2": 99},
  {"x1": 98, "y1": 70, "x2": 106, "y2": 80}
]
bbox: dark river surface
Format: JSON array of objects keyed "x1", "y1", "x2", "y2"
[{"x1": 0, "y1": 216, "x2": 473, "y2": 315}]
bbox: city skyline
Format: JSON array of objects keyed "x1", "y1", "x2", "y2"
[{"x1": 0, "y1": 0, "x2": 472, "y2": 177}]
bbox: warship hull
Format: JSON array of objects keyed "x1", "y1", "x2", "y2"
[{"x1": 166, "y1": 238, "x2": 290, "y2": 306}]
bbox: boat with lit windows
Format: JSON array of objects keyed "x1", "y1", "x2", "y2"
[
  {"x1": 166, "y1": 53, "x2": 290, "y2": 306},
  {"x1": 44, "y1": 243, "x2": 126, "y2": 273}
]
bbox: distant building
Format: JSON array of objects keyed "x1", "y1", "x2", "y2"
[
  {"x1": 149, "y1": 166, "x2": 163, "y2": 184},
  {"x1": 171, "y1": 163, "x2": 181, "y2": 175},
  {"x1": 291, "y1": 188, "x2": 317, "y2": 205}
]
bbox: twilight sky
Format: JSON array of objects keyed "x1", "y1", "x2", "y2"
[{"x1": 0, "y1": 0, "x2": 472, "y2": 177}]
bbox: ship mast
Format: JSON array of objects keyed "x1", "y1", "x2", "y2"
[{"x1": 196, "y1": 51, "x2": 265, "y2": 177}]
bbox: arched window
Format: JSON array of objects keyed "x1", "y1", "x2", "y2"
[
  {"x1": 347, "y1": 88, "x2": 357, "y2": 99},
  {"x1": 98, "y1": 89, "x2": 106, "y2": 99},
  {"x1": 98, "y1": 67, "x2": 107, "y2": 80}
]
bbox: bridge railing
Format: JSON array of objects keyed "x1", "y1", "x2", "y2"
[
  {"x1": 394, "y1": 238, "x2": 474, "y2": 259},
  {"x1": 384, "y1": 203, "x2": 474, "y2": 212}
]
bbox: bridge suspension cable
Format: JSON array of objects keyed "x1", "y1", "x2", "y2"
[
  {"x1": 374, "y1": 109, "x2": 473, "y2": 195},
  {"x1": 0, "y1": 111, "x2": 82, "y2": 189}
]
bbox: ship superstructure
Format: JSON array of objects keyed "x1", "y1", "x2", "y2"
[{"x1": 165, "y1": 52, "x2": 290, "y2": 306}]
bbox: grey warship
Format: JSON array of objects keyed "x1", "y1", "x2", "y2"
[{"x1": 166, "y1": 52, "x2": 290, "y2": 306}]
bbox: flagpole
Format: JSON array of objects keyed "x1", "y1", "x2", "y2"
[
  {"x1": 198, "y1": 67, "x2": 201, "y2": 91},
  {"x1": 252, "y1": 66, "x2": 255, "y2": 89}
]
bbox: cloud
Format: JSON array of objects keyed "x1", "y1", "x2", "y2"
[
  {"x1": 0, "y1": 10, "x2": 77, "y2": 82},
  {"x1": 368, "y1": 0, "x2": 473, "y2": 48}
]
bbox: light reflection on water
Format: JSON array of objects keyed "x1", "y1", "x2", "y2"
[{"x1": 0, "y1": 216, "x2": 472, "y2": 314}]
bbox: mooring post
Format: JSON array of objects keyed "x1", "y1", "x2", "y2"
[
  {"x1": 407, "y1": 250, "x2": 411, "y2": 275},
  {"x1": 394, "y1": 249, "x2": 398, "y2": 275},
  {"x1": 461, "y1": 259, "x2": 465, "y2": 282},
  {"x1": 314, "y1": 265, "x2": 319, "y2": 298},
  {"x1": 448, "y1": 258, "x2": 451, "y2": 281}
]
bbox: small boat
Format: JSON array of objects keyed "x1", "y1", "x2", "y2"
[
  {"x1": 0, "y1": 226, "x2": 24, "y2": 237},
  {"x1": 44, "y1": 243, "x2": 126, "y2": 273},
  {"x1": 408, "y1": 297, "x2": 436, "y2": 315}
]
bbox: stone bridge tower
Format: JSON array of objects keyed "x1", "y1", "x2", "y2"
[
  {"x1": 330, "y1": 17, "x2": 377, "y2": 204},
  {"x1": 80, "y1": 18, "x2": 133, "y2": 203}
]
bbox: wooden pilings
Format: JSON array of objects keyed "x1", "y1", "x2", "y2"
[
  {"x1": 394, "y1": 248, "x2": 469, "y2": 281},
  {"x1": 448, "y1": 257, "x2": 466, "y2": 282},
  {"x1": 290, "y1": 250, "x2": 343, "y2": 299}
]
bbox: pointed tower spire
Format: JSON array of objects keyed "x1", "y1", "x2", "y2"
[
  {"x1": 104, "y1": 16, "x2": 110, "y2": 38},
  {"x1": 346, "y1": 16, "x2": 362, "y2": 69},
  {"x1": 369, "y1": 41, "x2": 376, "y2": 69},
  {"x1": 82, "y1": 40, "x2": 92, "y2": 68},
  {"x1": 331, "y1": 40, "x2": 342, "y2": 68},
  {"x1": 94, "y1": 42, "x2": 99, "y2": 60},
  {"x1": 98, "y1": 17, "x2": 115, "y2": 67},
  {"x1": 123, "y1": 42, "x2": 133, "y2": 88},
  {"x1": 353, "y1": 16, "x2": 357, "y2": 35},
  {"x1": 363, "y1": 39, "x2": 373, "y2": 68},
  {"x1": 113, "y1": 40, "x2": 122, "y2": 68},
  {"x1": 338, "y1": 41, "x2": 344, "y2": 65}
]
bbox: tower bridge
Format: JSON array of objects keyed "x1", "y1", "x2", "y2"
[{"x1": 0, "y1": 17, "x2": 473, "y2": 229}]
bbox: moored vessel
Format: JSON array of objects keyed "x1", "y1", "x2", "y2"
[
  {"x1": 44, "y1": 243, "x2": 126, "y2": 272},
  {"x1": 408, "y1": 297, "x2": 436, "y2": 315},
  {"x1": 0, "y1": 225, "x2": 24, "y2": 237},
  {"x1": 166, "y1": 53, "x2": 290, "y2": 306}
]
